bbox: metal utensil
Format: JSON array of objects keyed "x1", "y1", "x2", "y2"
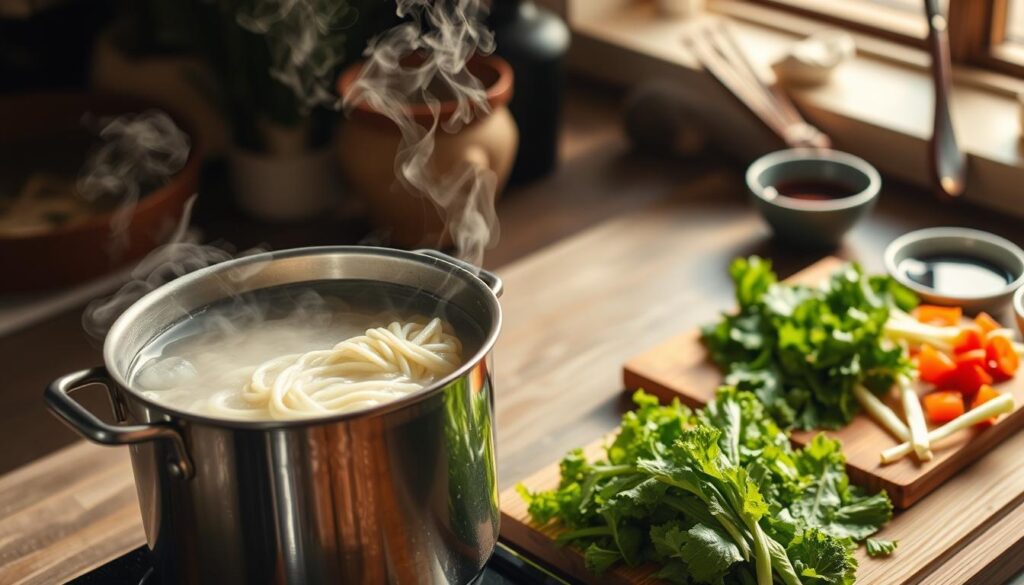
[
  {"x1": 685, "y1": 19, "x2": 831, "y2": 149},
  {"x1": 924, "y1": 0, "x2": 967, "y2": 198},
  {"x1": 46, "y1": 246, "x2": 504, "y2": 585}
]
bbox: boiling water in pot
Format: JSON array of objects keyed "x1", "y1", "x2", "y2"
[{"x1": 129, "y1": 281, "x2": 484, "y2": 420}]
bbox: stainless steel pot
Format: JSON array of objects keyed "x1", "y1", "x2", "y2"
[{"x1": 45, "y1": 247, "x2": 503, "y2": 585}]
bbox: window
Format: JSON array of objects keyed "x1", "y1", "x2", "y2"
[
  {"x1": 564, "y1": 0, "x2": 1024, "y2": 213},
  {"x1": 748, "y1": 0, "x2": 1024, "y2": 78},
  {"x1": 991, "y1": 0, "x2": 1024, "y2": 73},
  {"x1": 1008, "y1": 0, "x2": 1024, "y2": 43},
  {"x1": 749, "y1": 0, "x2": 948, "y2": 42}
]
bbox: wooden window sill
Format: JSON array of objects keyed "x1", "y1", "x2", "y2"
[{"x1": 556, "y1": 0, "x2": 1024, "y2": 217}]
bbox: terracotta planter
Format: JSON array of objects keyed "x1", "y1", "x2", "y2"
[
  {"x1": 0, "y1": 93, "x2": 201, "y2": 292},
  {"x1": 337, "y1": 55, "x2": 517, "y2": 247}
]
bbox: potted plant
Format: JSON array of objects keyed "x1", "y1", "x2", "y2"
[
  {"x1": 188, "y1": 0, "x2": 351, "y2": 221},
  {"x1": 111, "y1": 0, "x2": 390, "y2": 221}
]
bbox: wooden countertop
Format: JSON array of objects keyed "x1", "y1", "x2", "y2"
[
  {"x1": 4, "y1": 84, "x2": 1024, "y2": 584},
  {"x1": 5, "y1": 171, "x2": 1024, "y2": 584}
]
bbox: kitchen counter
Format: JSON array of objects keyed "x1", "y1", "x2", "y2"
[{"x1": 3, "y1": 81, "x2": 1024, "y2": 584}]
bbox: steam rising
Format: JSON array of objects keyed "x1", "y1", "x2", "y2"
[
  {"x1": 77, "y1": 111, "x2": 191, "y2": 258},
  {"x1": 343, "y1": 0, "x2": 500, "y2": 266},
  {"x1": 237, "y1": 0, "x2": 358, "y2": 113},
  {"x1": 82, "y1": 0, "x2": 504, "y2": 344},
  {"x1": 82, "y1": 197, "x2": 267, "y2": 341}
]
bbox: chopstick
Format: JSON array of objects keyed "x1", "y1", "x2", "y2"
[
  {"x1": 684, "y1": 30, "x2": 790, "y2": 138},
  {"x1": 685, "y1": 19, "x2": 830, "y2": 149}
]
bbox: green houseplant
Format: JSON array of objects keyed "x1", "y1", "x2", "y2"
[
  {"x1": 102, "y1": 0, "x2": 396, "y2": 220},
  {"x1": 195, "y1": 0, "x2": 366, "y2": 220}
]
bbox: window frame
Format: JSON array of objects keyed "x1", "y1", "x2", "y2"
[
  {"x1": 560, "y1": 0, "x2": 1024, "y2": 217},
  {"x1": 748, "y1": 0, "x2": 1024, "y2": 79},
  {"x1": 974, "y1": 0, "x2": 1024, "y2": 78},
  {"x1": 750, "y1": 0, "x2": 928, "y2": 44}
]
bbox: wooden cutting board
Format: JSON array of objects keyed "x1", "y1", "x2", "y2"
[
  {"x1": 498, "y1": 424, "x2": 1019, "y2": 585},
  {"x1": 502, "y1": 435, "x2": 909, "y2": 585},
  {"x1": 502, "y1": 438, "x2": 662, "y2": 585},
  {"x1": 622, "y1": 256, "x2": 1024, "y2": 509}
]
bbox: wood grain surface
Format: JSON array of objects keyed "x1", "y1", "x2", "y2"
[
  {"x1": 0, "y1": 442, "x2": 141, "y2": 585},
  {"x1": 487, "y1": 187, "x2": 1024, "y2": 585},
  {"x1": 6, "y1": 181, "x2": 1024, "y2": 584},
  {"x1": 5, "y1": 83, "x2": 1024, "y2": 584},
  {"x1": 623, "y1": 257, "x2": 1024, "y2": 509}
]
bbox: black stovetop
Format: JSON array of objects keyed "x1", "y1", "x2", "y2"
[{"x1": 68, "y1": 542, "x2": 575, "y2": 585}]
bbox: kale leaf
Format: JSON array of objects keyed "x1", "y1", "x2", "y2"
[
  {"x1": 865, "y1": 538, "x2": 898, "y2": 558},
  {"x1": 518, "y1": 389, "x2": 893, "y2": 584},
  {"x1": 702, "y1": 256, "x2": 917, "y2": 430}
]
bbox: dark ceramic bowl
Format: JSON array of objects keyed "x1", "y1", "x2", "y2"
[{"x1": 746, "y1": 148, "x2": 880, "y2": 248}]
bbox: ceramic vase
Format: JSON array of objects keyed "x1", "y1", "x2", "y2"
[{"x1": 336, "y1": 55, "x2": 517, "y2": 247}]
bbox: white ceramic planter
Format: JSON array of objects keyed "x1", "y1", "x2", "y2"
[{"x1": 228, "y1": 146, "x2": 341, "y2": 222}]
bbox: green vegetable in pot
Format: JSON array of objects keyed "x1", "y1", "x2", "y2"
[
  {"x1": 702, "y1": 256, "x2": 918, "y2": 430},
  {"x1": 518, "y1": 389, "x2": 894, "y2": 584}
]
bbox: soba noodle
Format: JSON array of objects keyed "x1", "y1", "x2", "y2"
[{"x1": 135, "y1": 315, "x2": 463, "y2": 420}]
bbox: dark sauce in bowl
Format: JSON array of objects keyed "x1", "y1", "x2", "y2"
[
  {"x1": 768, "y1": 179, "x2": 858, "y2": 202},
  {"x1": 897, "y1": 254, "x2": 1014, "y2": 297}
]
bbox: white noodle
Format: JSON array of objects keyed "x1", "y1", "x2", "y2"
[
  {"x1": 222, "y1": 317, "x2": 461, "y2": 420},
  {"x1": 135, "y1": 309, "x2": 464, "y2": 421}
]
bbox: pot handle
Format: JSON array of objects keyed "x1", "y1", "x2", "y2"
[
  {"x1": 415, "y1": 249, "x2": 504, "y2": 298},
  {"x1": 45, "y1": 366, "x2": 194, "y2": 479}
]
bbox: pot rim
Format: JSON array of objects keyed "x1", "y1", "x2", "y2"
[
  {"x1": 103, "y1": 245, "x2": 502, "y2": 429},
  {"x1": 337, "y1": 53, "x2": 514, "y2": 125}
]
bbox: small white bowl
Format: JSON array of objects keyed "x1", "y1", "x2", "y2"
[
  {"x1": 884, "y1": 227, "x2": 1024, "y2": 314},
  {"x1": 1014, "y1": 285, "x2": 1024, "y2": 336}
]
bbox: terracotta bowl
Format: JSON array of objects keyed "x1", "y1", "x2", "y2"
[{"x1": 0, "y1": 93, "x2": 201, "y2": 292}]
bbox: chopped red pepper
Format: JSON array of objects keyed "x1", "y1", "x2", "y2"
[
  {"x1": 986, "y1": 336, "x2": 1020, "y2": 380},
  {"x1": 953, "y1": 326, "x2": 985, "y2": 354},
  {"x1": 974, "y1": 312, "x2": 1002, "y2": 335},
  {"x1": 955, "y1": 348, "x2": 988, "y2": 370},
  {"x1": 917, "y1": 343, "x2": 957, "y2": 385},
  {"x1": 950, "y1": 362, "x2": 994, "y2": 398},
  {"x1": 914, "y1": 305, "x2": 963, "y2": 327},
  {"x1": 923, "y1": 391, "x2": 965, "y2": 424}
]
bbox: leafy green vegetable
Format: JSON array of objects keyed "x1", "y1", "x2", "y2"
[
  {"x1": 786, "y1": 528, "x2": 857, "y2": 585},
  {"x1": 655, "y1": 523, "x2": 744, "y2": 584},
  {"x1": 702, "y1": 256, "x2": 918, "y2": 430},
  {"x1": 584, "y1": 543, "x2": 622, "y2": 574},
  {"x1": 519, "y1": 389, "x2": 893, "y2": 584},
  {"x1": 865, "y1": 538, "x2": 898, "y2": 558},
  {"x1": 787, "y1": 435, "x2": 894, "y2": 541}
]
